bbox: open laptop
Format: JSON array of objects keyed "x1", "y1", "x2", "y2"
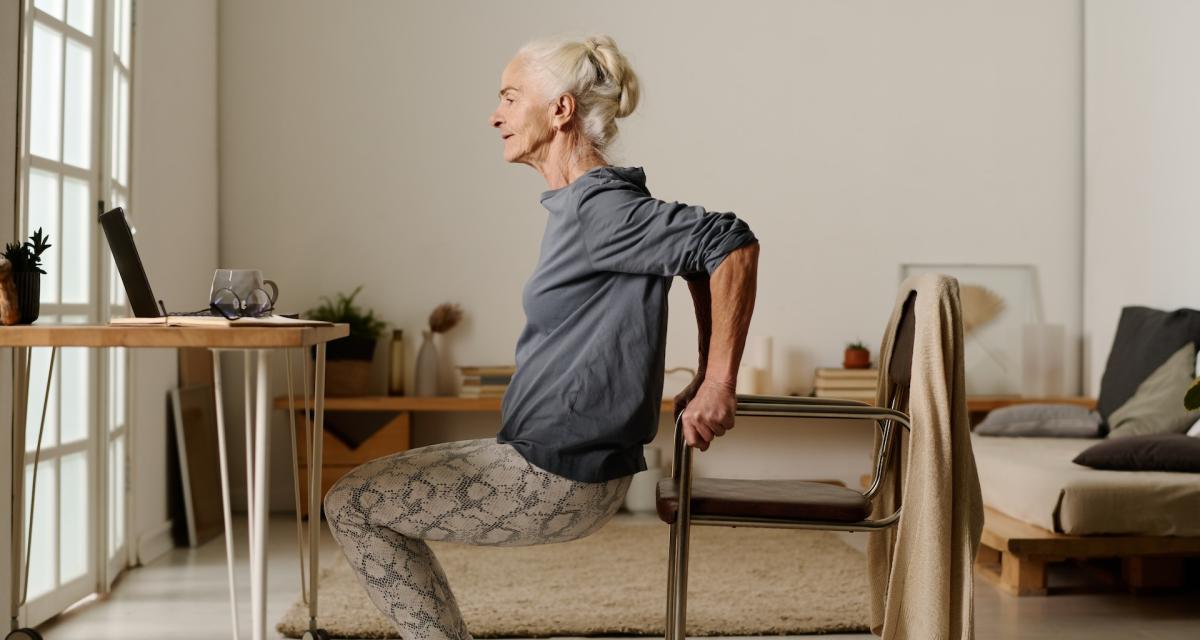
[{"x1": 99, "y1": 206, "x2": 215, "y2": 318}]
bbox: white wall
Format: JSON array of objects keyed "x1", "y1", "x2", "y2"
[
  {"x1": 1, "y1": 0, "x2": 22, "y2": 623},
  {"x1": 1083, "y1": 0, "x2": 1200, "y2": 394},
  {"x1": 128, "y1": 0, "x2": 219, "y2": 560},
  {"x1": 217, "y1": 0, "x2": 1083, "y2": 510}
]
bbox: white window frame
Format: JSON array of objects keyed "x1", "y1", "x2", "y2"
[{"x1": 13, "y1": 0, "x2": 134, "y2": 627}]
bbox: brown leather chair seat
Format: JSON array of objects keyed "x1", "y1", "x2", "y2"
[{"x1": 655, "y1": 476, "x2": 871, "y2": 525}]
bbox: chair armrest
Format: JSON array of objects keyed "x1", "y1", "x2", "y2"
[
  {"x1": 736, "y1": 393, "x2": 870, "y2": 407},
  {"x1": 670, "y1": 404, "x2": 911, "y2": 489},
  {"x1": 737, "y1": 402, "x2": 910, "y2": 427}
]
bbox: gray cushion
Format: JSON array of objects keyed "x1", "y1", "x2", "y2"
[
  {"x1": 1097, "y1": 306, "x2": 1200, "y2": 422},
  {"x1": 1074, "y1": 434, "x2": 1200, "y2": 473},
  {"x1": 1108, "y1": 343, "x2": 1200, "y2": 438},
  {"x1": 975, "y1": 403, "x2": 1102, "y2": 438}
]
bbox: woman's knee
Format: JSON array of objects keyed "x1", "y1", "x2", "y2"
[
  {"x1": 323, "y1": 453, "x2": 414, "y2": 525},
  {"x1": 323, "y1": 471, "x2": 357, "y2": 525}
]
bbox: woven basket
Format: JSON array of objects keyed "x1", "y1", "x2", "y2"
[{"x1": 324, "y1": 360, "x2": 372, "y2": 396}]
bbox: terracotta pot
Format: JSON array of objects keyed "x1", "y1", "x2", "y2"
[
  {"x1": 14, "y1": 272, "x2": 40, "y2": 324},
  {"x1": 843, "y1": 348, "x2": 871, "y2": 369}
]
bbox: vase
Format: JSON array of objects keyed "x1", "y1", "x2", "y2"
[
  {"x1": 14, "y1": 272, "x2": 40, "y2": 324},
  {"x1": 414, "y1": 330, "x2": 439, "y2": 396}
]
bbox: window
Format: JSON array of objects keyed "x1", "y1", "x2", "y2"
[{"x1": 17, "y1": 0, "x2": 133, "y2": 626}]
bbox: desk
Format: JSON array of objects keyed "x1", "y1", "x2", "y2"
[{"x1": 2, "y1": 324, "x2": 348, "y2": 640}]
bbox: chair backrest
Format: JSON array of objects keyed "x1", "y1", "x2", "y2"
[
  {"x1": 856, "y1": 289, "x2": 918, "y2": 505},
  {"x1": 886, "y1": 290, "x2": 917, "y2": 403}
]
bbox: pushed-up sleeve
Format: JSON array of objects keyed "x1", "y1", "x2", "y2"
[{"x1": 575, "y1": 179, "x2": 758, "y2": 281}]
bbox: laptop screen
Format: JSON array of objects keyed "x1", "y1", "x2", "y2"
[{"x1": 99, "y1": 206, "x2": 162, "y2": 318}]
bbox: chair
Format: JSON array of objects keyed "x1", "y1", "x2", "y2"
[{"x1": 655, "y1": 291, "x2": 917, "y2": 639}]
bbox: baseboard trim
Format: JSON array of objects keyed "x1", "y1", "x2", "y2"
[{"x1": 135, "y1": 519, "x2": 175, "y2": 566}]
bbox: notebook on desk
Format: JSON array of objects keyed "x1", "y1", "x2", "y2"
[
  {"x1": 109, "y1": 314, "x2": 333, "y2": 327},
  {"x1": 100, "y1": 206, "x2": 331, "y2": 328}
]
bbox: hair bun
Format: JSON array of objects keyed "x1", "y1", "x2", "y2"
[{"x1": 583, "y1": 35, "x2": 639, "y2": 119}]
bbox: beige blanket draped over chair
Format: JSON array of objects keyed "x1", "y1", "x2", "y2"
[{"x1": 867, "y1": 273, "x2": 985, "y2": 639}]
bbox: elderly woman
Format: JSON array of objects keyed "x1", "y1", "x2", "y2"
[{"x1": 323, "y1": 34, "x2": 759, "y2": 640}]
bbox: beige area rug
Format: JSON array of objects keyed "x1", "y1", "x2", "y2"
[{"x1": 277, "y1": 516, "x2": 869, "y2": 638}]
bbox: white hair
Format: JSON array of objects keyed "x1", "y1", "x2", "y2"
[{"x1": 516, "y1": 34, "x2": 641, "y2": 161}]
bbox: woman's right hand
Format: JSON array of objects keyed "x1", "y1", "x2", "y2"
[{"x1": 673, "y1": 372, "x2": 705, "y2": 423}]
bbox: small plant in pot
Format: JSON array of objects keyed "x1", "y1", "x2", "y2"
[
  {"x1": 2, "y1": 228, "x2": 52, "y2": 325},
  {"x1": 843, "y1": 340, "x2": 871, "y2": 369},
  {"x1": 305, "y1": 285, "x2": 387, "y2": 397}
]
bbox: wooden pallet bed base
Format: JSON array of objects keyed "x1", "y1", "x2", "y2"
[{"x1": 976, "y1": 506, "x2": 1200, "y2": 596}]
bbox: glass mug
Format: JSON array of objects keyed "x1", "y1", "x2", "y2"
[{"x1": 210, "y1": 269, "x2": 278, "y2": 318}]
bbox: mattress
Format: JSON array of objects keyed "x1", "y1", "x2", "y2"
[{"x1": 970, "y1": 434, "x2": 1200, "y2": 536}]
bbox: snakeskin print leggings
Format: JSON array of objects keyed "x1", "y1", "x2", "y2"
[{"x1": 322, "y1": 437, "x2": 633, "y2": 640}]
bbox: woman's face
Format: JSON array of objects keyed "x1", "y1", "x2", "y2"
[{"x1": 489, "y1": 57, "x2": 555, "y2": 165}]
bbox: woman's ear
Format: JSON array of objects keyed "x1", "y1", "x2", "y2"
[{"x1": 549, "y1": 93, "x2": 576, "y2": 131}]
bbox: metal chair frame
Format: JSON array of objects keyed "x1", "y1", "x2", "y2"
[{"x1": 663, "y1": 391, "x2": 912, "y2": 640}]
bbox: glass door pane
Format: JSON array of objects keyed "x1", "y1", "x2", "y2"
[
  {"x1": 25, "y1": 348, "x2": 59, "y2": 452},
  {"x1": 66, "y1": 0, "x2": 93, "y2": 35},
  {"x1": 61, "y1": 176, "x2": 91, "y2": 303},
  {"x1": 24, "y1": 460, "x2": 58, "y2": 601},
  {"x1": 29, "y1": 23, "x2": 62, "y2": 161},
  {"x1": 107, "y1": 435, "x2": 124, "y2": 554},
  {"x1": 59, "y1": 452, "x2": 89, "y2": 583},
  {"x1": 63, "y1": 38, "x2": 91, "y2": 168},
  {"x1": 59, "y1": 347, "x2": 90, "y2": 443},
  {"x1": 26, "y1": 168, "x2": 60, "y2": 304}
]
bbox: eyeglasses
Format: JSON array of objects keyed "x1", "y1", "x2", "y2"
[
  {"x1": 208, "y1": 286, "x2": 276, "y2": 320},
  {"x1": 156, "y1": 285, "x2": 276, "y2": 320}
]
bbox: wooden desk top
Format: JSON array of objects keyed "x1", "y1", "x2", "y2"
[{"x1": 0, "y1": 323, "x2": 349, "y2": 348}]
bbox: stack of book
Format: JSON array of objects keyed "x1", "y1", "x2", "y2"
[
  {"x1": 813, "y1": 368, "x2": 879, "y2": 402},
  {"x1": 458, "y1": 365, "x2": 516, "y2": 398}
]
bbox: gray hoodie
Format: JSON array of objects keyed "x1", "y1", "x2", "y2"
[{"x1": 497, "y1": 165, "x2": 758, "y2": 483}]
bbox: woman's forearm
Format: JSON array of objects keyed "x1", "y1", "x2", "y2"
[
  {"x1": 687, "y1": 277, "x2": 713, "y2": 375},
  {"x1": 703, "y1": 242, "x2": 760, "y2": 387}
]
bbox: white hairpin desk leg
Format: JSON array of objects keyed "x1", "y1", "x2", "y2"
[
  {"x1": 210, "y1": 350, "x2": 242, "y2": 640},
  {"x1": 7, "y1": 347, "x2": 37, "y2": 640},
  {"x1": 302, "y1": 343, "x2": 329, "y2": 640},
  {"x1": 243, "y1": 352, "x2": 255, "y2": 560},
  {"x1": 252, "y1": 349, "x2": 271, "y2": 640}
]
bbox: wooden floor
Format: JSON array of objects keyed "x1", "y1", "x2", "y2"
[{"x1": 35, "y1": 512, "x2": 1200, "y2": 640}]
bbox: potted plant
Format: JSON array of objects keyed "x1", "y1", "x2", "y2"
[
  {"x1": 305, "y1": 285, "x2": 387, "y2": 396},
  {"x1": 843, "y1": 340, "x2": 871, "y2": 369},
  {"x1": 2, "y1": 228, "x2": 51, "y2": 324}
]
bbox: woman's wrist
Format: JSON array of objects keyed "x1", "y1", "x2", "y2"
[{"x1": 701, "y1": 377, "x2": 736, "y2": 392}]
